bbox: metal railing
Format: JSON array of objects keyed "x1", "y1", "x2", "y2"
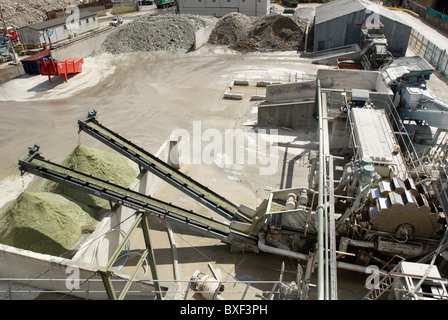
[
  {"x1": 0, "y1": 277, "x2": 287, "y2": 301},
  {"x1": 418, "y1": 134, "x2": 448, "y2": 221},
  {"x1": 231, "y1": 72, "x2": 317, "y2": 84}
]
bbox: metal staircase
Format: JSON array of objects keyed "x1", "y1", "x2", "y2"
[{"x1": 362, "y1": 256, "x2": 405, "y2": 300}]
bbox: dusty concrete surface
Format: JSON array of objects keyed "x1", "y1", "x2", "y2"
[
  {"x1": 0, "y1": 47, "x2": 327, "y2": 208},
  {"x1": 1, "y1": 40, "x2": 446, "y2": 302},
  {"x1": 2, "y1": 3, "x2": 448, "y2": 302}
]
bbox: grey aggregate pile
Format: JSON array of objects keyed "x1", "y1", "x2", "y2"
[{"x1": 102, "y1": 14, "x2": 217, "y2": 54}]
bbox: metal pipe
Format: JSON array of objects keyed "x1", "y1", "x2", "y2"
[
  {"x1": 257, "y1": 233, "x2": 385, "y2": 277},
  {"x1": 328, "y1": 155, "x2": 338, "y2": 300},
  {"x1": 316, "y1": 78, "x2": 325, "y2": 300},
  {"x1": 324, "y1": 157, "x2": 329, "y2": 300},
  {"x1": 165, "y1": 221, "x2": 180, "y2": 281},
  {"x1": 336, "y1": 261, "x2": 386, "y2": 276},
  {"x1": 258, "y1": 233, "x2": 309, "y2": 261}
]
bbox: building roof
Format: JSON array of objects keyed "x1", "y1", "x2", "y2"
[
  {"x1": 19, "y1": 11, "x2": 97, "y2": 31},
  {"x1": 315, "y1": 0, "x2": 364, "y2": 25},
  {"x1": 315, "y1": 0, "x2": 409, "y2": 26}
]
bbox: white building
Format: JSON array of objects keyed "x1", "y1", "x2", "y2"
[
  {"x1": 178, "y1": 0, "x2": 271, "y2": 17},
  {"x1": 18, "y1": 11, "x2": 99, "y2": 49}
]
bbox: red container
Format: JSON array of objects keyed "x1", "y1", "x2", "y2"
[
  {"x1": 62, "y1": 57, "x2": 84, "y2": 74},
  {"x1": 39, "y1": 57, "x2": 84, "y2": 83}
]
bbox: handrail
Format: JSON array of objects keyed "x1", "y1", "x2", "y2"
[{"x1": 0, "y1": 277, "x2": 284, "y2": 300}]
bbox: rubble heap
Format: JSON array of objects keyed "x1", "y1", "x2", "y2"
[
  {"x1": 209, "y1": 13, "x2": 308, "y2": 52},
  {"x1": 102, "y1": 14, "x2": 217, "y2": 54},
  {"x1": 208, "y1": 12, "x2": 253, "y2": 46}
]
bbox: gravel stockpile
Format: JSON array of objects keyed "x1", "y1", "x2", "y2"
[
  {"x1": 0, "y1": 144, "x2": 140, "y2": 256},
  {"x1": 40, "y1": 144, "x2": 139, "y2": 209},
  {"x1": 0, "y1": 0, "x2": 85, "y2": 28},
  {"x1": 208, "y1": 12, "x2": 253, "y2": 46},
  {"x1": 0, "y1": 192, "x2": 97, "y2": 256},
  {"x1": 209, "y1": 13, "x2": 308, "y2": 52},
  {"x1": 102, "y1": 14, "x2": 217, "y2": 54}
]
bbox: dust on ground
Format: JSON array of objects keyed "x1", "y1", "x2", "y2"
[
  {"x1": 0, "y1": 47, "x2": 327, "y2": 211},
  {"x1": 0, "y1": 53, "x2": 116, "y2": 102}
]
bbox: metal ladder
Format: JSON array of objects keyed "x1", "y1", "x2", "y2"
[{"x1": 362, "y1": 256, "x2": 405, "y2": 300}]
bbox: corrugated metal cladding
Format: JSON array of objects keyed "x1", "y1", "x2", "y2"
[
  {"x1": 313, "y1": 0, "x2": 412, "y2": 56},
  {"x1": 315, "y1": 0, "x2": 409, "y2": 25},
  {"x1": 314, "y1": 0, "x2": 364, "y2": 25}
]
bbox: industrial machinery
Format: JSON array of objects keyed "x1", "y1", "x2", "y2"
[
  {"x1": 0, "y1": 26, "x2": 18, "y2": 41},
  {"x1": 19, "y1": 110, "x2": 266, "y2": 254},
  {"x1": 264, "y1": 159, "x2": 445, "y2": 266},
  {"x1": 18, "y1": 108, "x2": 447, "y2": 272},
  {"x1": 328, "y1": 87, "x2": 446, "y2": 267},
  {"x1": 19, "y1": 143, "x2": 261, "y2": 253},
  {"x1": 381, "y1": 55, "x2": 448, "y2": 152},
  {"x1": 360, "y1": 22, "x2": 394, "y2": 70},
  {"x1": 335, "y1": 22, "x2": 394, "y2": 71}
]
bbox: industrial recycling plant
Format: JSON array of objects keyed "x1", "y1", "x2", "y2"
[{"x1": 0, "y1": 0, "x2": 447, "y2": 301}]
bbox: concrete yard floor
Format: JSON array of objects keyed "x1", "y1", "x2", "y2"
[
  {"x1": 0, "y1": 45, "x2": 369, "y2": 300},
  {"x1": 0, "y1": 45, "x2": 331, "y2": 211}
]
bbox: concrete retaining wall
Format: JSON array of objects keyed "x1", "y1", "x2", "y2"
[
  {"x1": 258, "y1": 70, "x2": 393, "y2": 130},
  {"x1": 317, "y1": 69, "x2": 383, "y2": 92},
  {"x1": 0, "y1": 244, "x2": 109, "y2": 299},
  {"x1": 257, "y1": 100, "x2": 317, "y2": 130},
  {"x1": 0, "y1": 64, "x2": 25, "y2": 85},
  {"x1": 265, "y1": 81, "x2": 316, "y2": 103},
  {"x1": 194, "y1": 22, "x2": 217, "y2": 50},
  {"x1": 0, "y1": 135, "x2": 182, "y2": 299},
  {"x1": 50, "y1": 28, "x2": 113, "y2": 61}
]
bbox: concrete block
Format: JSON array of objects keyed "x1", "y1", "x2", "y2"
[
  {"x1": 223, "y1": 93, "x2": 243, "y2": 100},
  {"x1": 256, "y1": 81, "x2": 272, "y2": 87},
  {"x1": 233, "y1": 80, "x2": 249, "y2": 86},
  {"x1": 250, "y1": 95, "x2": 266, "y2": 101}
]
